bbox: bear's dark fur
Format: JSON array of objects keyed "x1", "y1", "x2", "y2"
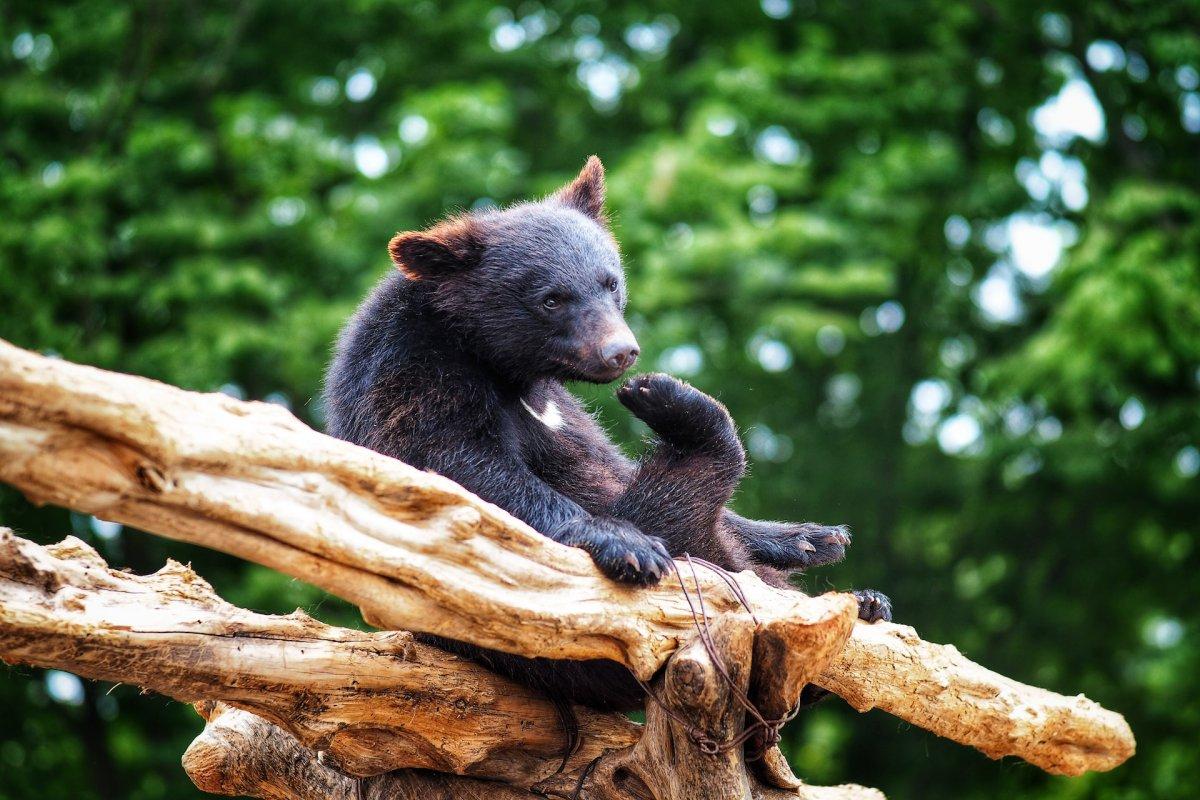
[{"x1": 324, "y1": 157, "x2": 890, "y2": 710}]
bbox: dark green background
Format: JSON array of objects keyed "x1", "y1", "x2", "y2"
[{"x1": 1, "y1": 1, "x2": 1197, "y2": 797}]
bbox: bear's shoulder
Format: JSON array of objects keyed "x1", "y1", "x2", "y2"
[{"x1": 324, "y1": 274, "x2": 502, "y2": 437}]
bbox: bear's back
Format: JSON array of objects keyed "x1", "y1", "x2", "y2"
[{"x1": 324, "y1": 273, "x2": 469, "y2": 452}]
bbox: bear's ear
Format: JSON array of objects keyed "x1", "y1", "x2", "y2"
[
  {"x1": 389, "y1": 216, "x2": 483, "y2": 280},
  {"x1": 553, "y1": 155, "x2": 606, "y2": 223}
]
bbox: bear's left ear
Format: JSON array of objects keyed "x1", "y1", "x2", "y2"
[
  {"x1": 388, "y1": 216, "x2": 483, "y2": 281},
  {"x1": 553, "y1": 155, "x2": 606, "y2": 223}
]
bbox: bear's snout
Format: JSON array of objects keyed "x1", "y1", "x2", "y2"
[{"x1": 601, "y1": 333, "x2": 639, "y2": 372}]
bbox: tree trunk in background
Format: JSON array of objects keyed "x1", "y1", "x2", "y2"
[{"x1": 79, "y1": 680, "x2": 118, "y2": 800}]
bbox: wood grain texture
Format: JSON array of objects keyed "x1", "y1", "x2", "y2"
[
  {"x1": 0, "y1": 529, "x2": 876, "y2": 799},
  {"x1": 185, "y1": 680, "x2": 886, "y2": 800},
  {"x1": 0, "y1": 529, "x2": 636, "y2": 783},
  {"x1": 0, "y1": 338, "x2": 1135, "y2": 775}
]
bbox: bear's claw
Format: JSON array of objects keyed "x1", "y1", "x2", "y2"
[
  {"x1": 748, "y1": 522, "x2": 851, "y2": 571},
  {"x1": 564, "y1": 516, "x2": 674, "y2": 586},
  {"x1": 853, "y1": 588, "x2": 893, "y2": 623}
]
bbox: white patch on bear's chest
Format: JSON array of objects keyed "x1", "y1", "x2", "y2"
[{"x1": 520, "y1": 397, "x2": 565, "y2": 431}]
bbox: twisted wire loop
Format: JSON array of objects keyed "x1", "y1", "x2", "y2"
[
  {"x1": 537, "y1": 553, "x2": 795, "y2": 800},
  {"x1": 637, "y1": 554, "x2": 799, "y2": 761}
]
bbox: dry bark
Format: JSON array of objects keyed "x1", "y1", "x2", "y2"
[
  {"x1": 0, "y1": 338, "x2": 1136, "y2": 775},
  {"x1": 1, "y1": 529, "x2": 873, "y2": 799},
  {"x1": 0, "y1": 528, "x2": 636, "y2": 782},
  {"x1": 184, "y1": 704, "x2": 535, "y2": 800},
  {"x1": 817, "y1": 622, "x2": 1136, "y2": 776},
  {"x1": 186, "y1": 706, "x2": 886, "y2": 800}
]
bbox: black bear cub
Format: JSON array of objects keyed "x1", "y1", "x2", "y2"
[{"x1": 324, "y1": 157, "x2": 890, "y2": 710}]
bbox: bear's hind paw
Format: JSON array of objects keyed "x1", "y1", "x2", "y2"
[
  {"x1": 618, "y1": 373, "x2": 739, "y2": 455},
  {"x1": 852, "y1": 588, "x2": 892, "y2": 623},
  {"x1": 747, "y1": 522, "x2": 850, "y2": 571}
]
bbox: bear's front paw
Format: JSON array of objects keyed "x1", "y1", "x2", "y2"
[
  {"x1": 852, "y1": 588, "x2": 892, "y2": 623},
  {"x1": 563, "y1": 517, "x2": 674, "y2": 586},
  {"x1": 749, "y1": 522, "x2": 851, "y2": 570},
  {"x1": 618, "y1": 373, "x2": 739, "y2": 454}
]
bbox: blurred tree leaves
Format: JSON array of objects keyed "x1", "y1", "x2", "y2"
[{"x1": 1, "y1": 1, "x2": 1197, "y2": 798}]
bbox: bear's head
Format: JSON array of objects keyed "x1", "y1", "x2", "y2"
[{"x1": 389, "y1": 157, "x2": 638, "y2": 385}]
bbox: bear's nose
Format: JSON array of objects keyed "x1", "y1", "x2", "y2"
[{"x1": 601, "y1": 336, "x2": 640, "y2": 371}]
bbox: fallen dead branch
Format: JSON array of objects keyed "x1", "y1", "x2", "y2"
[
  {"x1": 1, "y1": 529, "x2": 874, "y2": 799},
  {"x1": 185, "y1": 706, "x2": 887, "y2": 800},
  {"x1": 0, "y1": 529, "x2": 635, "y2": 783},
  {"x1": 0, "y1": 339, "x2": 1135, "y2": 776}
]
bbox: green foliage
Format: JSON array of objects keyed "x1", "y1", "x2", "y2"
[{"x1": 1, "y1": 1, "x2": 1197, "y2": 798}]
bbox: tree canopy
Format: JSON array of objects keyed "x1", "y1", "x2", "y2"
[{"x1": 1, "y1": 1, "x2": 1197, "y2": 798}]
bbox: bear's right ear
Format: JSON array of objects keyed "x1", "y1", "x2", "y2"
[
  {"x1": 389, "y1": 217, "x2": 483, "y2": 280},
  {"x1": 553, "y1": 155, "x2": 606, "y2": 223}
]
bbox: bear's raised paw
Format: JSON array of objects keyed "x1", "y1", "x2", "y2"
[{"x1": 618, "y1": 373, "x2": 739, "y2": 454}]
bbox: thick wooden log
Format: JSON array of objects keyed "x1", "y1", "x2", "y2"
[
  {"x1": 0, "y1": 529, "x2": 636, "y2": 783},
  {"x1": 749, "y1": 614, "x2": 857, "y2": 789},
  {"x1": 0, "y1": 528, "x2": 878, "y2": 799},
  {"x1": 0, "y1": 339, "x2": 1135, "y2": 775},
  {"x1": 0, "y1": 338, "x2": 857, "y2": 676},
  {"x1": 583, "y1": 614, "x2": 882, "y2": 800},
  {"x1": 604, "y1": 616, "x2": 762, "y2": 800},
  {"x1": 187, "y1": 686, "x2": 885, "y2": 800},
  {"x1": 184, "y1": 705, "x2": 538, "y2": 800}
]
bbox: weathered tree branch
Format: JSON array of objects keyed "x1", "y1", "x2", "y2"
[
  {"x1": 817, "y1": 623, "x2": 1132, "y2": 776},
  {"x1": 186, "y1": 706, "x2": 885, "y2": 800},
  {"x1": 0, "y1": 339, "x2": 1135, "y2": 775},
  {"x1": 184, "y1": 704, "x2": 537, "y2": 800},
  {"x1": 0, "y1": 529, "x2": 635, "y2": 783},
  {"x1": 1, "y1": 530, "x2": 874, "y2": 799}
]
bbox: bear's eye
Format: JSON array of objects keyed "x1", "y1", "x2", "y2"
[
  {"x1": 542, "y1": 296, "x2": 561, "y2": 310},
  {"x1": 605, "y1": 277, "x2": 619, "y2": 293}
]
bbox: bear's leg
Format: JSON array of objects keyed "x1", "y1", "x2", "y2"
[
  {"x1": 611, "y1": 373, "x2": 751, "y2": 567},
  {"x1": 612, "y1": 373, "x2": 849, "y2": 578},
  {"x1": 722, "y1": 510, "x2": 853, "y2": 571},
  {"x1": 608, "y1": 373, "x2": 895, "y2": 716}
]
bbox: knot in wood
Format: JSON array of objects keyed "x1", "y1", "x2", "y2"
[
  {"x1": 672, "y1": 657, "x2": 706, "y2": 695},
  {"x1": 135, "y1": 462, "x2": 170, "y2": 493}
]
